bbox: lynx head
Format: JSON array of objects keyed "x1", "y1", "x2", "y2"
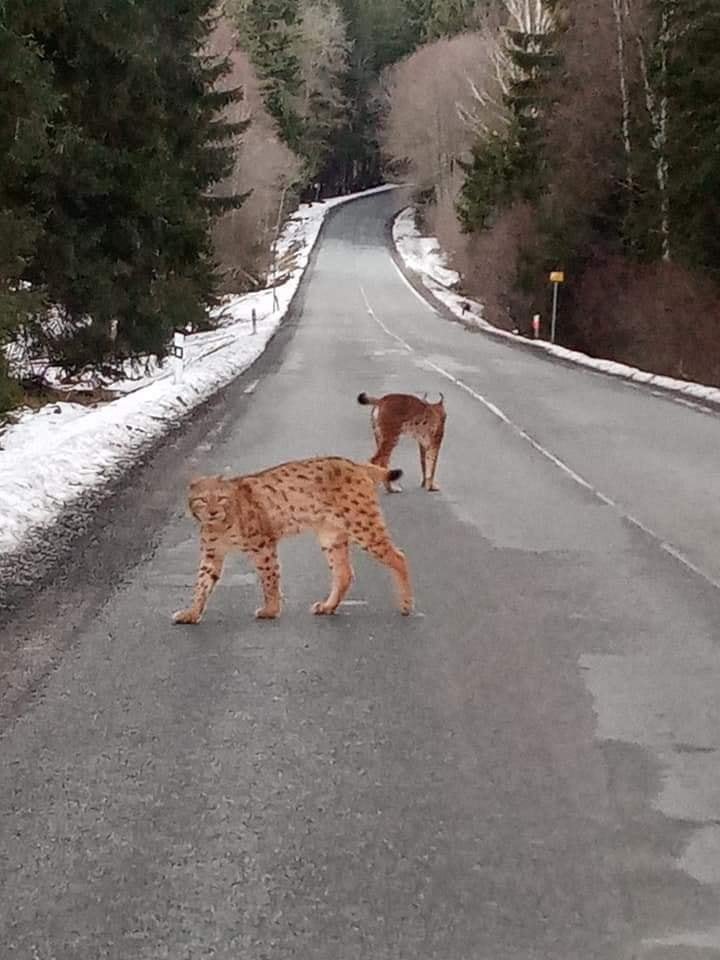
[{"x1": 187, "y1": 475, "x2": 233, "y2": 525}]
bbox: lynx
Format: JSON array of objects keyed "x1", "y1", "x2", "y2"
[
  {"x1": 357, "y1": 391, "x2": 446, "y2": 492},
  {"x1": 173, "y1": 457, "x2": 413, "y2": 625}
]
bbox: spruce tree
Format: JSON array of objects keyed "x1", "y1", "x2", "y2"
[
  {"x1": 142, "y1": 1, "x2": 250, "y2": 339},
  {"x1": 0, "y1": 0, "x2": 61, "y2": 409},
  {"x1": 663, "y1": 0, "x2": 720, "y2": 273},
  {"x1": 457, "y1": 131, "x2": 519, "y2": 231},
  {"x1": 231, "y1": 0, "x2": 304, "y2": 151},
  {"x1": 24, "y1": 0, "x2": 246, "y2": 370},
  {"x1": 502, "y1": 2, "x2": 559, "y2": 200},
  {"x1": 457, "y1": 0, "x2": 559, "y2": 232},
  {"x1": 425, "y1": 0, "x2": 476, "y2": 39},
  {"x1": 404, "y1": 0, "x2": 433, "y2": 40},
  {"x1": 323, "y1": 0, "x2": 425, "y2": 192}
]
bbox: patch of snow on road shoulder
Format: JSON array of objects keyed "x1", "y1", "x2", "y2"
[
  {"x1": 392, "y1": 205, "x2": 720, "y2": 409},
  {"x1": 0, "y1": 184, "x2": 398, "y2": 557},
  {"x1": 392, "y1": 208, "x2": 460, "y2": 289}
]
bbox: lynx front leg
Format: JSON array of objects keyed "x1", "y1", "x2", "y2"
[
  {"x1": 173, "y1": 543, "x2": 225, "y2": 624},
  {"x1": 424, "y1": 441, "x2": 442, "y2": 492},
  {"x1": 419, "y1": 442, "x2": 428, "y2": 487},
  {"x1": 249, "y1": 542, "x2": 282, "y2": 619},
  {"x1": 351, "y1": 517, "x2": 413, "y2": 615},
  {"x1": 313, "y1": 534, "x2": 353, "y2": 615}
]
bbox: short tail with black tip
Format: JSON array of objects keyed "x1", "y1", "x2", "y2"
[{"x1": 357, "y1": 392, "x2": 381, "y2": 406}]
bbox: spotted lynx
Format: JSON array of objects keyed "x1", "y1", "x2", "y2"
[
  {"x1": 173, "y1": 457, "x2": 413, "y2": 624},
  {"x1": 358, "y1": 391, "x2": 446, "y2": 492}
]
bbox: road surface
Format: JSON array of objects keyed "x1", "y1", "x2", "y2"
[{"x1": 2, "y1": 190, "x2": 720, "y2": 959}]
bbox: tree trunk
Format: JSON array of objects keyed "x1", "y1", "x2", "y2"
[
  {"x1": 637, "y1": 10, "x2": 671, "y2": 262},
  {"x1": 611, "y1": 0, "x2": 634, "y2": 191}
]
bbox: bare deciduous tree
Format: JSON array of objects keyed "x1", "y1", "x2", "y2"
[
  {"x1": 292, "y1": 0, "x2": 351, "y2": 175},
  {"x1": 573, "y1": 253, "x2": 720, "y2": 383},
  {"x1": 611, "y1": 0, "x2": 634, "y2": 189},
  {"x1": 207, "y1": 15, "x2": 303, "y2": 290},
  {"x1": 635, "y1": 4, "x2": 671, "y2": 261},
  {"x1": 607, "y1": 0, "x2": 673, "y2": 259},
  {"x1": 542, "y1": 1, "x2": 621, "y2": 232},
  {"x1": 295, "y1": 0, "x2": 350, "y2": 119},
  {"x1": 380, "y1": 28, "x2": 506, "y2": 200}
]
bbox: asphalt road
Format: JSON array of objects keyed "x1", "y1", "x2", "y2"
[{"x1": 2, "y1": 190, "x2": 720, "y2": 959}]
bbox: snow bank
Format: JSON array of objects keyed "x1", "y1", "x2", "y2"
[
  {"x1": 393, "y1": 206, "x2": 720, "y2": 408},
  {"x1": 392, "y1": 208, "x2": 461, "y2": 290},
  {"x1": 0, "y1": 184, "x2": 397, "y2": 557}
]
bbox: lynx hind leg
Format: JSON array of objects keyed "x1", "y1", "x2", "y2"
[
  {"x1": 350, "y1": 510, "x2": 413, "y2": 615},
  {"x1": 173, "y1": 543, "x2": 225, "y2": 624},
  {"x1": 371, "y1": 432, "x2": 402, "y2": 492},
  {"x1": 313, "y1": 527, "x2": 353, "y2": 615},
  {"x1": 248, "y1": 541, "x2": 282, "y2": 619}
]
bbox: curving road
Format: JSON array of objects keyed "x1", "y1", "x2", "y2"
[{"x1": 2, "y1": 189, "x2": 720, "y2": 958}]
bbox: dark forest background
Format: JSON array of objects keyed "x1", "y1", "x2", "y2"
[{"x1": 2, "y1": 0, "x2": 719, "y2": 412}]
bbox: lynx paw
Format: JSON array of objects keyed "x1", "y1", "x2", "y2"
[
  {"x1": 311, "y1": 601, "x2": 337, "y2": 615},
  {"x1": 173, "y1": 608, "x2": 200, "y2": 625},
  {"x1": 255, "y1": 606, "x2": 279, "y2": 620}
]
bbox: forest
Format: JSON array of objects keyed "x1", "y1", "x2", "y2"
[{"x1": 1, "y1": 0, "x2": 719, "y2": 414}]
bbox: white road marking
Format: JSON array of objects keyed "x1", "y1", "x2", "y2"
[
  {"x1": 359, "y1": 283, "x2": 720, "y2": 594},
  {"x1": 360, "y1": 285, "x2": 412, "y2": 353},
  {"x1": 388, "y1": 257, "x2": 439, "y2": 314},
  {"x1": 643, "y1": 927, "x2": 720, "y2": 950}
]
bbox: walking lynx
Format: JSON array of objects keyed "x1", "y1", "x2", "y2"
[
  {"x1": 173, "y1": 457, "x2": 413, "y2": 624},
  {"x1": 358, "y1": 391, "x2": 446, "y2": 492}
]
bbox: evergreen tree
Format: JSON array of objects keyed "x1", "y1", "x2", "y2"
[
  {"x1": 404, "y1": 0, "x2": 434, "y2": 40},
  {"x1": 425, "y1": 0, "x2": 476, "y2": 39},
  {"x1": 321, "y1": 0, "x2": 426, "y2": 192},
  {"x1": 503, "y1": 1, "x2": 559, "y2": 197},
  {"x1": 231, "y1": 0, "x2": 430, "y2": 193},
  {"x1": 457, "y1": 0, "x2": 559, "y2": 231},
  {"x1": 143, "y1": 1, "x2": 250, "y2": 336},
  {"x1": 24, "y1": 0, "x2": 246, "y2": 369},
  {"x1": 663, "y1": 0, "x2": 720, "y2": 274},
  {"x1": 294, "y1": 0, "x2": 351, "y2": 180},
  {"x1": 0, "y1": 0, "x2": 62, "y2": 410},
  {"x1": 231, "y1": 0, "x2": 304, "y2": 151},
  {"x1": 340, "y1": 0, "x2": 424, "y2": 74},
  {"x1": 457, "y1": 130, "x2": 519, "y2": 231}
]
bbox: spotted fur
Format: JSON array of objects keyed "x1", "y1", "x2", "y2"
[
  {"x1": 357, "y1": 391, "x2": 446, "y2": 492},
  {"x1": 173, "y1": 457, "x2": 413, "y2": 624}
]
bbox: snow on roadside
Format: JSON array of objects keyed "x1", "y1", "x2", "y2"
[
  {"x1": 392, "y1": 208, "x2": 485, "y2": 329},
  {"x1": 392, "y1": 208, "x2": 461, "y2": 290},
  {"x1": 0, "y1": 183, "x2": 397, "y2": 557},
  {"x1": 392, "y1": 206, "x2": 720, "y2": 408}
]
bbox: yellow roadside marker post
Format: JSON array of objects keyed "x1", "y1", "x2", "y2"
[{"x1": 549, "y1": 270, "x2": 565, "y2": 344}]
